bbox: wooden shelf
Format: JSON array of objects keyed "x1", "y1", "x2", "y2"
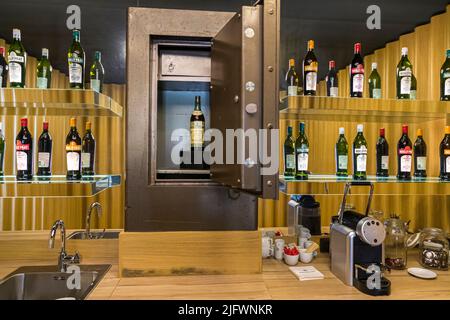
[
  {"x1": 0, "y1": 88, "x2": 123, "y2": 117},
  {"x1": 280, "y1": 95, "x2": 449, "y2": 123}
]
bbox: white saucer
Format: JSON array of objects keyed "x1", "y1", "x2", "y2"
[{"x1": 407, "y1": 267, "x2": 437, "y2": 280}]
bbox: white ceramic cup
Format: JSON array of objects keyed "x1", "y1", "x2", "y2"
[
  {"x1": 274, "y1": 239, "x2": 285, "y2": 260},
  {"x1": 262, "y1": 236, "x2": 274, "y2": 258},
  {"x1": 298, "y1": 237, "x2": 308, "y2": 249},
  {"x1": 300, "y1": 251, "x2": 314, "y2": 263}
]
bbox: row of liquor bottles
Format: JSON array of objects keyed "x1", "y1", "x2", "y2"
[
  {"x1": 0, "y1": 28, "x2": 105, "y2": 92},
  {"x1": 0, "y1": 118, "x2": 96, "y2": 180},
  {"x1": 283, "y1": 123, "x2": 450, "y2": 180},
  {"x1": 285, "y1": 41, "x2": 450, "y2": 101}
]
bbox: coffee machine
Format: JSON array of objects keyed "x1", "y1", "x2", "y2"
[{"x1": 330, "y1": 182, "x2": 391, "y2": 296}]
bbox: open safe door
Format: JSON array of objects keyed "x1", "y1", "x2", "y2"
[{"x1": 210, "y1": 3, "x2": 279, "y2": 200}]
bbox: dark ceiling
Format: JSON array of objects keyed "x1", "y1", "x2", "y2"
[{"x1": 0, "y1": 0, "x2": 448, "y2": 84}]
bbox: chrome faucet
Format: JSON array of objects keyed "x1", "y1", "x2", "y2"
[
  {"x1": 86, "y1": 202, "x2": 104, "y2": 239},
  {"x1": 49, "y1": 220, "x2": 80, "y2": 272}
]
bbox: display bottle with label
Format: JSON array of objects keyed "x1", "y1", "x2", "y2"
[
  {"x1": 350, "y1": 43, "x2": 364, "y2": 98},
  {"x1": 190, "y1": 96, "x2": 205, "y2": 150},
  {"x1": 396, "y1": 47, "x2": 414, "y2": 99},
  {"x1": 440, "y1": 49, "x2": 450, "y2": 101},
  {"x1": 302, "y1": 40, "x2": 318, "y2": 96},
  {"x1": 16, "y1": 118, "x2": 33, "y2": 180},
  {"x1": 353, "y1": 124, "x2": 367, "y2": 180},
  {"x1": 8, "y1": 28, "x2": 26, "y2": 88},
  {"x1": 66, "y1": 118, "x2": 82, "y2": 180},
  {"x1": 397, "y1": 125, "x2": 413, "y2": 180},
  {"x1": 413, "y1": 128, "x2": 427, "y2": 178},
  {"x1": 368, "y1": 62, "x2": 381, "y2": 99},
  {"x1": 283, "y1": 126, "x2": 295, "y2": 177},
  {"x1": 376, "y1": 128, "x2": 389, "y2": 177},
  {"x1": 295, "y1": 122, "x2": 309, "y2": 180},
  {"x1": 0, "y1": 47, "x2": 8, "y2": 88},
  {"x1": 439, "y1": 126, "x2": 450, "y2": 181},
  {"x1": 90, "y1": 51, "x2": 104, "y2": 93},
  {"x1": 82, "y1": 121, "x2": 96, "y2": 176},
  {"x1": 326, "y1": 60, "x2": 338, "y2": 97},
  {"x1": 335, "y1": 127, "x2": 348, "y2": 177},
  {"x1": 0, "y1": 122, "x2": 5, "y2": 176},
  {"x1": 36, "y1": 48, "x2": 52, "y2": 89},
  {"x1": 68, "y1": 29, "x2": 85, "y2": 89},
  {"x1": 37, "y1": 121, "x2": 52, "y2": 176},
  {"x1": 285, "y1": 59, "x2": 299, "y2": 97}
]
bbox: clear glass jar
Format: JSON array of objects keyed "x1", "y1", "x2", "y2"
[
  {"x1": 419, "y1": 228, "x2": 449, "y2": 270},
  {"x1": 384, "y1": 218, "x2": 408, "y2": 269}
]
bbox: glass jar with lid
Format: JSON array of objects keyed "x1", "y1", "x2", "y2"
[
  {"x1": 384, "y1": 217, "x2": 408, "y2": 269},
  {"x1": 419, "y1": 228, "x2": 449, "y2": 270}
]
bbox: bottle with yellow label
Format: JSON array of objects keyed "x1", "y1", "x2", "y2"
[
  {"x1": 439, "y1": 126, "x2": 450, "y2": 181},
  {"x1": 302, "y1": 40, "x2": 318, "y2": 96},
  {"x1": 190, "y1": 96, "x2": 205, "y2": 150},
  {"x1": 66, "y1": 117, "x2": 82, "y2": 180}
]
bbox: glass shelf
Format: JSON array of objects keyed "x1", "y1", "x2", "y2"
[
  {"x1": 280, "y1": 174, "x2": 450, "y2": 195},
  {"x1": 0, "y1": 175, "x2": 121, "y2": 198},
  {"x1": 0, "y1": 88, "x2": 123, "y2": 117},
  {"x1": 280, "y1": 96, "x2": 449, "y2": 123}
]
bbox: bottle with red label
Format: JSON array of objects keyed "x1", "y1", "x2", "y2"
[
  {"x1": 397, "y1": 124, "x2": 412, "y2": 180},
  {"x1": 16, "y1": 118, "x2": 33, "y2": 180},
  {"x1": 350, "y1": 43, "x2": 364, "y2": 98}
]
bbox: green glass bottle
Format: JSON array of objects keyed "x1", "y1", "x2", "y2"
[
  {"x1": 90, "y1": 51, "x2": 104, "y2": 93},
  {"x1": 335, "y1": 127, "x2": 348, "y2": 177},
  {"x1": 368, "y1": 62, "x2": 381, "y2": 99},
  {"x1": 396, "y1": 47, "x2": 414, "y2": 99},
  {"x1": 353, "y1": 124, "x2": 368, "y2": 180},
  {"x1": 68, "y1": 29, "x2": 85, "y2": 89},
  {"x1": 285, "y1": 59, "x2": 299, "y2": 97},
  {"x1": 36, "y1": 48, "x2": 52, "y2": 89},
  {"x1": 283, "y1": 126, "x2": 296, "y2": 177},
  {"x1": 441, "y1": 49, "x2": 450, "y2": 101},
  {"x1": 295, "y1": 122, "x2": 309, "y2": 180},
  {"x1": 410, "y1": 74, "x2": 417, "y2": 100},
  {"x1": 8, "y1": 28, "x2": 26, "y2": 88},
  {"x1": 0, "y1": 122, "x2": 5, "y2": 176}
]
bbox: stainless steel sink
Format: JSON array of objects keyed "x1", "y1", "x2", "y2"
[
  {"x1": 0, "y1": 264, "x2": 111, "y2": 300},
  {"x1": 67, "y1": 230, "x2": 120, "y2": 240}
]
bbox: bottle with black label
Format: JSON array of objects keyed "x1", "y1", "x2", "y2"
[
  {"x1": 439, "y1": 126, "x2": 450, "y2": 181},
  {"x1": 353, "y1": 124, "x2": 367, "y2": 180},
  {"x1": 8, "y1": 28, "x2": 26, "y2": 88},
  {"x1": 37, "y1": 121, "x2": 52, "y2": 176},
  {"x1": 68, "y1": 29, "x2": 85, "y2": 89},
  {"x1": 397, "y1": 124, "x2": 412, "y2": 180},
  {"x1": 66, "y1": 118, "x2": 82, "y2": 180},
  {"x1": 16, "y1": 118, "x2": 33, "y2": 180},
  {"x1": 413, "y1": 128, "x2": 427, "y2": 178},
  {"x1": 326, "y1": 60, "x2": 338, "y2": 97},
  {"x1": 350, "y1": 43, "x2": 364, "y2": 98},
  {"x1": 376, "y1": 128, "x2": 389, "y2": 177},
  {"x1": 82, "y1": 121, "x2": 96, "y2": 176},
  {"x1": 302, "y1": 40, "x2": 318, "y2": 96},
  {"x1": 295, "y1": 122, "x2": 309, "y2": 180},
  {"x1": 441, "y1": 49, "x2": 450, "y2": 101},
  {"x1": 0, "y1": 47, "x2": 8, "y2": 88}
]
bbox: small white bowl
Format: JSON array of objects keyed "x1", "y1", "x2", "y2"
[
  {"x1": 300, "y1": 252, "x2": 314, "y2": 263},
  {"x1": 283, "y1": 253, "x2": 300, "y2": 266}
]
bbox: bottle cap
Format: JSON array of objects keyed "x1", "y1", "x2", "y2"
[
  {"x1": 21, "y1": 118, "x2": 27, "y2": 127},
  {"x1": 299, "y1": 122, "x2": 305, "y2": 132},
  {"x1": 380, "y1": 128, "x2": 385, "y2": 136},
  {"x1": 329, "y1": 60, "x2": 336, "y2": 69},
  {"x1": 357, "y1": 124, "x2": 363, "y2": 132},
  {"x1": 42, "y1": 48, "x2": 49, "y2": 58},
  {"x1": 445, "y1": 126, "x2": 450, "y2": 134},
  {"x1": 69, "y1": 117, "x2": 76, "y2": 127},
  {"x1": 401, "y1": 47, "x2": 408, "y2": 56},
  {"x1": 417, "y1": 128, "x2": 423, "y2": 136},
  {"x1": 86, "y1": 121, "x2": 92, "y2": 130},
  {"x1": 72, "y1": 29, "x2": 80, "y2": 40},
  {"x1": 287, "y1": 126, "x2": 292, "y2": 135},
  {"x1": 402, "y1": 124, "x2": 408, "y2": 134},
  {"x1": 354, "y1": 43, "x2": 361, "y2": 53},
  {"x1": 0, "y1": 47, "x2": 5, "y2": 56},
  {"x1": 447, "y1": 49, "x2": 450, "y2": 56},
  {"x1": 371, "y1": 62, "x2": 377, "y2": 70},
  {"x1": 307, "y1": 40, "x2": 314, "y2": 50},
  {"x1": 95, "y1": 51, "x2": 101, "y2": 61},
  {"x1": 43, "y1": 121, "x2": 49, "y2": 130},
  {"x1": 339, "y1": 127, "x2": 344, "y2": 135},
  {"x1": 13, "y1": 28, "x2": 21, "y2": 40},
  {"x1": 289, "y1": 58, "x2": 295, "y2": 67}
]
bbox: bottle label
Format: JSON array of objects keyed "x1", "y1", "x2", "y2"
[
  {"x1": 297, "y1": 152, "x2": 308, "y2": 171},
  {"x1": 400, "y1": 68, "x2": 412, "y2": 95},
  {"x1": 416, "y1": 156, "x2": 427, "y2": 170},
  {"x1": 352, "y1": 74, "x2": 364, "y2": 93},
  {"x1": 355, "y1": 146, "x2": 367, "y2": 171},
  {"x1": 69, "y1": 62, "x2": 83, "y2": 84},
  {"x1": 81, "y1": 152, "x2": 91, "y2": 168},
  {"x1": 16, "y1": 141, "x2": 30, "y2": 151},
  {"x1": 330, "y1": 87, "x2": 338, "y2": 97},
  {"x1": 304, "y1": 63, "x2": 318, "y2": 72},
  {"x1": 372, "y1": 88, "x2": 382, "y2": 99},
  {"x1": 9, "y1": 63, "x2": 22, "y2": 83},
  {"x1": 381, "y1": 155, "x2": 389, "y2": 170},
  {"x1": 338, "y1": 155, "x2": 348, "y2": 170},
  {"x1": 91, "y1": 79, "x2": 101, "y2": 92},
  {"x1": 38, "y1": 152, "x2": 50, "y2": 168},
  {"x1": 16, "y1": 151, "x2": 28, "y2": 170},
  {"x1": 446, "y1": 156, "x2": 450, "y2": 173},
  {"x1": 190, "y1": 120, "x2": 204, "y2": 148},
  {"x1": 66, "y1": 143, "x2": 82, "y2": 152},
  {"x1": 66, "y1": 152, "x2": 80, "y2": 171},
  {"x1": 399, "y1": 147, "x2": 412, "y2": 172},
  {"x1": 287, "y1": 85, "x2": 298, "y2": 96},
  {"x1": 286, "y1": 154, "x2": 295, "y2": 169},
  {"x1": 37, "y1": 77, "x2": 48, "y2": 89},
  {"x1": 445, "y1": 78, "x2": 450, "y2": 96},
  {"x1": 305, "y1": 72, "x2": 317, "y2": 91}
]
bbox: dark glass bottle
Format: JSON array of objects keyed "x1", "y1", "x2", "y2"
[
  {"x1": 335, "y1": 127, "x2": 348, "y2": 177},
  {"x1": 302, "y1": 40, "x2": 318, "y2": 96},
  {"x1": 350, "y1": 43, "x2": 364, "y2": 98},
  {"x1": 413, "y1": 128, "x2": 427, "y2": 178},
  {"x1": 82, "y1": 121, "x2": 96, "y2": 176},
  {"x1": 68, "y1": 29, "x2": 85, "y2": 89},
  {"x1": 283, "y1": 126, "x2": 295, "y2": 177},
  {"x1": 90, "y1": 51, "x2": 104, "y2": 93},
  {"x1": 8, "y1": 28, "x2": 26, "y2": 88},
  {"x1": 37, "y1": 121, "x2": 52, "y2": 176},
  {"x1": 353, "y1": 124, "x2": 367, "y2": 180},
  {"x1": 376, "y1": 128, "x2": 389, "y2": 177},
  {"x1": 396, "y1": 47, "x2": 414, "y2": 99},
  {"x1": 295, "y1": 122, "x2": 309, "y2": 180},
  {"x1": 66, "y1": 118, "x2": 82, "y2": 180},
  {"x1": 440, "y1": 49, "x2": 450, "y2": 101},
  {"x1": 0, "y1": 47, "x2": 8, "y2": 88},
  {"x1": 397, "y1": 125, "x2": 413, "y2": 180},
  {"x1": 285, "y1": 59, "x2": 299, "y2": 97},
  {"x1": 439, "y1": 126, "x2": 450, "y2": 181},
  {"x1": 326, "y1": 60, "x2": 338, "y2": 97},
  {"x1": 16, "y1": 118, "x2": 33, "y2": 180},
  {"x1": 368, "y1": 62, "x2": 382, "y2": 99}
]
